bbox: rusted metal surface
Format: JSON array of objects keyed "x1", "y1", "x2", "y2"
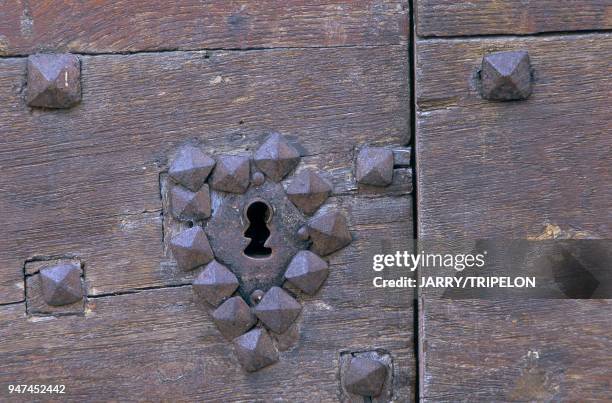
[
  {"x1": 168, "y1": 145, "x2": 215, "y2": 191},
  {"x1": 284, "y1": 250, "x2": 329, "y2": 295},
  {"x1": 26, "y1": 53, "x2": 81, "y2": 109},
  {"x1": 169, "y1": 226, "x2": 214, "y2": 271},
  {"x1": 39, "y1": 263, "x2": 84, "y2": 306},
  {"x1": 286, "y1": 169, "x2": 332, "y2": 215},
  {"x1": 211, "y1": 296, "x2": 257, "y2": 340},
  {"x1": 192, "y1": 260, "x2": 239, "y2": 307},
  {"x1": 232, "y1": 328, "x2": 279, "y2": 373},
  {"x1": 251, "y1": 171, "x2": 265, "y2": 187},
  {"x1": 253, "y1": 133, "x2": 301, "y2": 182},
  {"x1": 170, "y1": 185, "x2": 211, "y2": 221},
  {"x1": 308, "y1": 211, "x2": 352, "y2": 256},
  {"x1": 206, "y1": 180, "x2": 308, "y2": 296},
  {"x1": 343, "y1": 356, "x2": 389, "y2": 397},
  {"x1": 355, "y1": 146, "x2": 395, "y2": 187},
  {"x1": 253, "y1": 286, "x2": 302, "y2": 334},
  {"x1": 209, "y1": 155, "x2": 251, "y2": 194},
  {"x1": 479, "y1": 50, "x2": 533, "y2": 101}
]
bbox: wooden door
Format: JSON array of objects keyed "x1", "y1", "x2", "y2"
[{"x1": 0, "y1": 1, "x2": 415, "y2": 401}]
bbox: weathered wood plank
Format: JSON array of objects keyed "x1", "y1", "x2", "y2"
[
  {"x1": 416, "y1": 33, "x2": 612, "y2": 401},
  {"x1": 0, "y1": 46, "x2": 410, "y2": 302},
  {"x1": 416, "y1": 34, "x2": 612, "y2": 239},
  {"x1": 416, "y1": 0, "x2": 612, "y2": 37},
  {"x1": 0, "y1": 200, "x2": 414, "y2": 400},
  {"x1": 0, "y1": 1, "x2": 409, "y2": 56},
  {"x1": 421, "y1": 299, "x2": 612, "y2": 401}
]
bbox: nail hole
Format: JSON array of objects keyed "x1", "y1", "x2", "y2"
[{"x1": 243, "y1": 201, "x2": 272, "y2": 258}]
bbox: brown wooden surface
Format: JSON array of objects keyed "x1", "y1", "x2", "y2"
[
  {"x1": 0, "y1": 196, "x2": 415, "y2": 401},
  {"x1": 0, "y1": 45, "x2": 409, "y2": 305},
  {"x1": 0, "y1": 0, "x2": 408, "y2": 56},
  {"x1": 421, "y1": 299, "x2": 612, "y2": 401},
  {"x1": 416, "y1": 33, "x2": 612, "y2": 240},
  {"x1": 416, "y1": 0, "x2": 612, "y2": 37},
  {"x1": 416, "y1": 33, "x2": 612, "y2": 401}
]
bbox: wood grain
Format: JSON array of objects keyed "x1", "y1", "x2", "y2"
[
  {"x1": 416, "y1": 33, "x2": 612, "y2": 401},
  {"x1": 0, "y1": 0, "x2": 409, "y2": 56},
  {"x1": 421, "y1": 299, "x2": 612, "y2": 401},
  {"x1": 0, "y1": 46, "x2": 410, "y2": 303},
  {"x1": 0, "y1": 199, "x2": 414, "y2": 400},
  {"x1": 416, "y1": 0, "x2": 612, "y2": 37},
  {"x1": 416, "y1": 34, "x2": 612, "y2": 239}
]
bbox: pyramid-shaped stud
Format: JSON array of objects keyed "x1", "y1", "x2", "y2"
[
  {"x1": 210, "y1": 155, "x2": 250, "y2": 194},
  {"x1": 344, "y1": 357, "x2": 388, "y2": 397},
  {"x1": 284, "y1": 251, "x2": 329, "y2": 295},
  {"x1": 169, "y1": 145, "x2": 216, "y2": 191},
  {"x1": 286, "y1": 169, "x2": 332, "y2": 215},
  {"x1": 39, "y1": 263, "x2": 84, "y2": 306},
  {"x1": 481, "y1": 50, "x2": 533, "y2": 101},
  {"x1": 254, "y1": 286, "x2": 301, "y2": 334},
  {"x1": 26, "y1": 54, "x2": 82, "y2": 109},
  {"x1": 233, "y1": 328, "x2": 279, "y2": 372},
  {"x1": 253, "y1": 133, "x2": 301, "y2": 182},
  {"x1": 170, "y1": 184, "x2": 211, "y2": 221},
  {"x1": 192, "y1": 260, "x2": 239, "y2": 306},
  {"x1": 212, "y1": 296, "x2": 257, "y2": 339},
  {"x1": 355, "y1": 147, "x2": 394, "y2": 187},
  {"x1": 308, "y1": 211, "x2": 352, "y2": 256},
  {"x1": 169, "y1": 226, "x2": 214, "y2": 271}
]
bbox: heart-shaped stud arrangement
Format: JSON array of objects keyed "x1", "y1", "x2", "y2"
[{"x1": 166, "y1": 133, "x2": 352, "y2": 372}]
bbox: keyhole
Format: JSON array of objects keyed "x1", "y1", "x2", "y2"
[{"x1": 244, "y1": 201, "x2": 272, "y2": 258}]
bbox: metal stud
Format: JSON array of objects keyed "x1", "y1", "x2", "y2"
[
  {"x1": 169, "y1": 145, "x2": 215, "y2": 191},
  {"x1": 170, "y1": 185, "x2": 211, "y2": 221},
  {"x1": 251, "y1": 171, "x2": 265, "y2": 187},
  {"x1": 480, "y1": 50, "x2": 533, "y2": 101},
  {"x1": 286, "y1": 169, "x2": 332, "y2": 215},
  {"x1": 192, "y1": 260, "x2": 239, "y2": 306},
  {"x1": 297, "y1": 226, "x2": 310, "y2": 241},
  {"x1": 284, "y1": 251, "x2": 329, "y2": 295},
  {"x1": 26, "y1": 54, "x2": 81, "y2": 109},
  {"x1": 355, "y1": 147, "x2": 394, "y2": 187},
  {"x1": 253, "y1": 133, "x2": 300, "y2": 182},
  {"x1": 308, "y1": 211, "x2": 352, "y2": 256},
  {"x1": 212, "y1": 296, "x2": 257, "y2": 340},
  {"x1": 169, "y1": 226, "x2": 214, "y2": 271},
  {"x1": 254, "y1": 286, "x2": 302, "y2": 334},
  {"x1": 210, "y1": 155, "x2": 250, "y2": 194},
  {"x1": 344, "y1": 357, "x2": 388, "y2": 397},
  {"x1": 233, "y1": 328, "x2": 279, "y2": 372},
  {"x1": 39, "y1": 263, "x2": 84, "y2": 306}
]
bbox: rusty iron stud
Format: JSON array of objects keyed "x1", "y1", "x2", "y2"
[
  {"x1": 192, "y1": 260, "x2": 239, "y2": 307},
  {"x1": 284, "y1": 251, "x2": 329, "y2": 295},
  {"x1": 233, "y1": 328, "x2": 279, "y2": 372},
  {"x1": 286, "y1": 169, "x2": 332, "y2": 215},
  {"x1": 254, "y1": 286, "x2": 301, "y2": 334},
  {"x1": 252, "y1": 171, "x2": 265, "y2": 187},
  {"x1": 308, "y1": 211, "x2": 352, "y2": 256},
  {"x1": 297, "y1": 225, "x2": 310, "y2": 241},
  {"x1": 344, "y1": 357, "x2": 388, "y2": 397},
  {"x1": 26, "y1": 54, "x2": 81, "y2": 109},
  {"x1": 39, "y1": 263, "x2": 84, "y2": 306},
  {"x1": 480, "y1": 50, "x2": 533, "y2": 101},
  {"x1": 253, "y1": 133, "x2": 301, "y2": 182},
  {"x1": 169, "y1": 145, "x2": 216, "y2": 191},
  {"x1": 355, "y1": 147, "x2": 394, "y2": 187},
  {"x1": 250, "y1": 289, "x2": 265, "y2": 305},
  {"x1": 212, "y1": 296, "x2": 257, "y2": 340},
  {"x1": 210, "y1": 155, "x2": 250, "y2": 194},
  {"x1": 169, "y1": 226, "x2": 214, "y2": 271},
  {"x1": 170, "y1": 184, "x2": 211, "y2": 221}
]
